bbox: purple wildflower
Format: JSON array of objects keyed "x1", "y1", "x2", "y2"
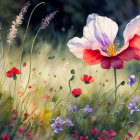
[
  {"x1": 42, "y1": 10, "x2": 58, "y2": 29},
  {"x1": 127, "y1": 100, "x2": 140, "y2": 114},
  {"x1": 127, "y1": 75, "x2": 137, "y2": 87},
  {"x1": 83, "y1": 104, "x2": 93, "y2": 114},
  {"x1": 51, "y1": 117, "x2": 65, "y2": 133},
  {"x1": 65, "y1": 119, "x2": 74, "y2": 126},
  {"x1": 70, "y1": 105, "x2": 77, "y2": 112}
]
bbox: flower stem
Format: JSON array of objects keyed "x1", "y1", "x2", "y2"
[
  {"x1": 19, "y1": 2, "x2": 45, "y2": 76},
  {"x1": 114, "y1": 68, "x2": 117, "y2": 101}
]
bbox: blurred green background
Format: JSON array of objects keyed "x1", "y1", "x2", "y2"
[{"x1": 0, "y1": 0, "x2": 140, "y2": 46}]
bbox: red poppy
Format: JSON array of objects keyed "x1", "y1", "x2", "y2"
[
  {"x1": 49, "y1": 88, "x2": 53, "y2": 93},
  {"x1": 107, "y1": 102, "x2": 112, "y2": 106},
  {"x1": 73, "y1": 130, "x2": 78, "y2": 134},
  {"x1": 81, "y1": 75, "x2": 94, "y2": 84},
  {"x1": 72, "y1": 134, "x2": 78, "y2": 139},
  {"x1": 80, "y1": 136, "x2": 88, "y2": 140},
  {"x1": 44, "y1": 94, "x2": 50, "y2": 99},
  {"x1": 72, "y1": 88, "x2": 82, "y2": 97},
  {"x1": 106, "y1": 129, "x2": 116, "y2": 137},
  {"x1": 6, "y1": 67, "x2": 21, "y2": 78},
  {"x1": 2, "y1": 133, "x2": 9, "y2": 140},
  {"x1": 26, "y1": 130, "x2": 31, "y2": 138},
  {"x1": 28, "y1": 85, "x2": 32, "y2": 89},
  {"x1": 11, "y1": 117, "x2": 17, "y2": 121},
  {"x1": 98, "y1": 135, "x2": 106, "y2": 140},
  {"x1": 127, "y1": 132, "x2": 133, "y2": 138},
  {"x1": 12, "y1": 109, "x2": 18, "y2": 115},
  {"x1": 24, "y1": 113, "x2": 29, "y2": 118},
  {"x1": 91, "y1": 128, "x2": 100, "y2": 135},
  {"x1": 108, "y1": 137, "x2": 114, "y2": 140},
  {"x1": 23, "y1": 62, "x2": 26, "y2": 67}
]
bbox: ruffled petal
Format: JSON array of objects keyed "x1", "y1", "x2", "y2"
[
  {"x1": 123, "y1": 15, "x2": 140, "y2": 43},
  {"x1": 86, "y1": 13, "x2": 98, "y2": 25},
  {"x1": 110, "y1": 57, "x2": 124, "y2": 69},
  {"x1": 118, "y1": 16, "x2": 140, "y2": 54},
  {"x1": 83, "y1": 49, "x2": 103, "y2": 65},
  {"x1": 83, "y1": 15, "x2": 118, "y2": 44},
  {"x1": 118, "y1": 47, "x2": 137, "y2": 61},
  {"x1": 117, "y1": 35, "x2": 140, "y2": 60},
  {"x1": 101, "y1": 58, "x2": 111, "y2": 69},
  {"x1": 67, "y1": 37, "x2": 91, "y2": 59}
]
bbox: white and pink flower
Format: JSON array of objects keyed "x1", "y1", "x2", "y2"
[{"x1": 67, "y1": 14, "x2": 140, "y2": 69}]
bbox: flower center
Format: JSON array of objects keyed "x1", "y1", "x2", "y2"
[
  {"x1": 132, "y1": 105, "x2": 135, "y2": 109},
  {"x1": 57, "y1": 124, "x2": 61, "y2": 128},
  {"x1": 106, "y1": 40, "x2": 120, "y2": 56}
]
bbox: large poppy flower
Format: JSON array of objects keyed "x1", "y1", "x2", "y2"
[{"x1": 67, "y1": 14, "x2": 140, "y2": 69}]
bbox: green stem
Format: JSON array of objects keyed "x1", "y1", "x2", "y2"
[
  {"x1": 20, "y1": 26, "x2": 42, "y2": 97},
  {"x1": 52, "y1": 78, "x2": 72, "y2": 110},
  {"x1": 114, "y1": 68, "x2": 117, "y2": 101},
  {"x1": 19, "y1": 2, "x2": 45, "y2": 74}
]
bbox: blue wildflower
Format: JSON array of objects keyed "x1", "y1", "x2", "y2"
[
  {"x1": 65, "y1": 119, "x2": 74, "y2": 126},
  {"x1": 127, "y1": 100, "x2": 140, "y2": 114},
  {"x1": 127, "y1": 75, "x2": 137, "y2": 87},
  {"x1": 70, "y1": 105, "x2": 77, "y2": 112},
  {"x1": 51, "y1": 117, "x2": 65, "y2": 133},
  {"x1": 83, "y1": 104, "x2": 93, "y2": 114}
]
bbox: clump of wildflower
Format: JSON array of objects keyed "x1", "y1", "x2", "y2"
[
  {"x1": 42, "y1": 10, "x2": 58, "y2": 29},
  {"x1": 70, "y1": 105, "x2": 77, "y2": 112},
  {"x1": 127, "y1": 100, "x2": 140, "y2": 114},
  {"x1": 7, "y1": 1, "x2": 30, "y2": 43},
  {"x1": 127, "y1": 75, "x2": 137, "y2": 87},
  {"x1": 83, "y1": 105, "x2": 93, "y2": 114},
  {"x1": 51, "y1": 117, "x2": 65, "y2": 133}
]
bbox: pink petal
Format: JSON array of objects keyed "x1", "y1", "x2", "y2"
[
  {"x1": 83, "y1": 49, "x2": 103, "y2": 65},
  {"x1": 110, "y1": 57, "x2": 124, "y2": 69},
  {"x1": 101, "y1": 58, "x2": 111, "y2": 69}
]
